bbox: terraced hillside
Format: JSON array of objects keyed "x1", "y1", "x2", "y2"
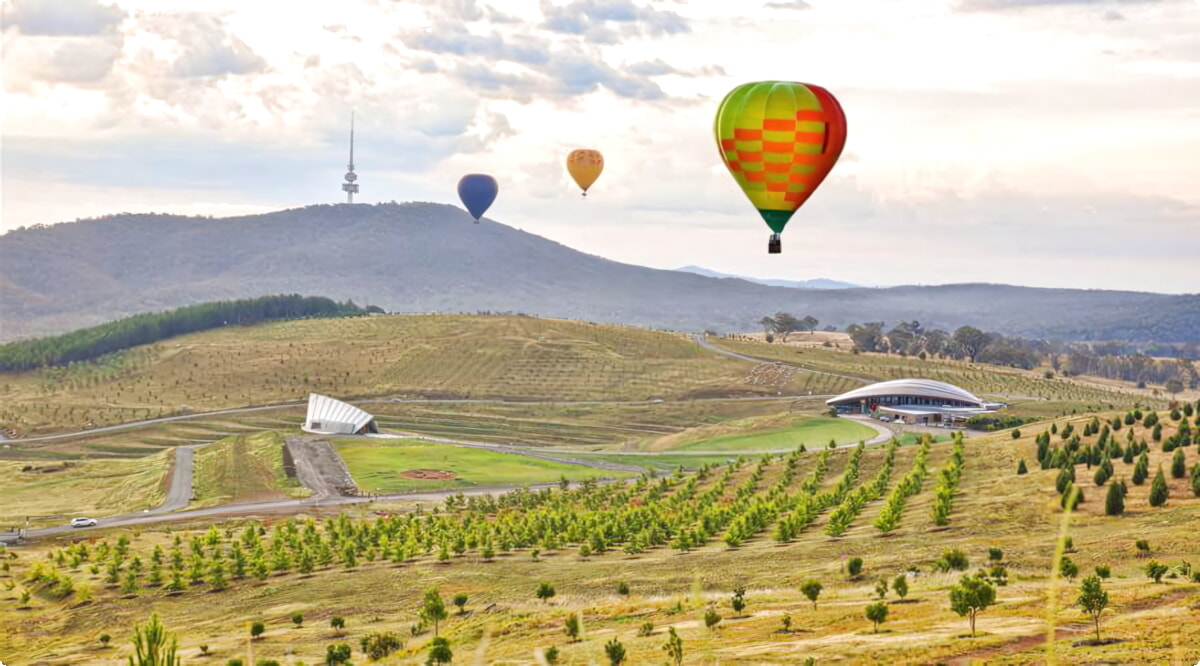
[{"x1": 4, "y1": 406, "x2": 1198, "y2": 664}]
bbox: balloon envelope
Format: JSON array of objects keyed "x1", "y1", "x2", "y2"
[
  {"x1": 714, "y1": 81, "x2": 846, "y2": 234},
  {"x1": 457, "y1": 174, "x2": 499, "y2": 222},
  {"x1": 566, "y1": 149, "x2": 604, "y2": 194}
]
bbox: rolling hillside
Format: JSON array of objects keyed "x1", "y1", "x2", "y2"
[{"x1": 2, "y1": 203, "x2": 1198, "y2": 342}]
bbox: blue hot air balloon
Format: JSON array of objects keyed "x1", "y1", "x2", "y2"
[{"x1": 457, "y1": 174, "x2": 498, "y2": 223}]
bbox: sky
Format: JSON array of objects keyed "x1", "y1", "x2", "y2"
[{"x1": 2, "y1": 0, "x2": 1199, "y2": 293}]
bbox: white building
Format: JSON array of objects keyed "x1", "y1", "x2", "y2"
[
  {"x1": 827, "y1": 379, "x2": 1006, "y2": 426},
  {"x1": 302, "y1": 393, "x2": 378, "y2": 435}
]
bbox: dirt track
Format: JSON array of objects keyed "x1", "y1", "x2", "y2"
[{"x1": 284, "y1": 436, "x2": 358, "y2": 499}]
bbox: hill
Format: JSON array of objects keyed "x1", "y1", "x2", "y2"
[
  {"x1": 2, "y1": 203, "x2": 1198, "y2": 342},
  {"x1": 673, "y1": 265, "x2": 860, "y2": 289}
]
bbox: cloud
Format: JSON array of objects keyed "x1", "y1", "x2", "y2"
[
  {"x1": 402, "y1": 28, "x2": 551, "y2": 66},
  {"x1": 540, "y1": 0, "x2": 690, "y2": 43},
  {"x1": 2, "y1": 33, "x2": 124, "y2": 86},
  {"x1": 151, "y1": 14, "x2": 267, "y2": 78},
  {"x1": 3, "y1": 0, "x2": 125, "y2": 36},
  {"x1": 958, "y1": 0, "x2": 1165, "y2": 10},
  {"x1": 764, "y1": 0, "x2": 813, "y2": 9}
]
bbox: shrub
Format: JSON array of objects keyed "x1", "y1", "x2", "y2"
[
  {"x1": 1136, "y1": 539, "x2": 1151, "y2": 554},
  {"x1": 426, "y1": 636, "x2": 452, "y2": 665},
  {"x1": 325, "y1": 643, "x2": 351, "y2": 665},
  {"x1": 536, "y1": 582, "x2": 556, "y2": 603},
  {"x1": 1011, "y1": 429, "x2": 1021, "y2": 439},
  {"x1": 800, "y1": 579, "x2": 823, "y2": 609},
  {"x1": 1095, "y1": 565, "x2": 1111, "y2": 579},
  {"x1": 1145, "y1": 560, "x2": 1169, "y2": 583},
  {"x1": 703, "y1": 608, "x2": 721, "y2": 630},
  {"x1": 1059, "y1": 557, "x2": 1079, "y2": 579},
  {"x1": 564, "y1": 614, "x2": 581, "y2": 642},
  {"x1": 638, "y1": 621, "x2": 654, "y2": 637},
  {"x1": 934, "y1": 549, "x2": 970, "y2": 573},
  {"x1": 1016, "y1": 459, "x2": 1028, "y2": 475},
  {"x1": 250, "y1": 621, "x2": 265, "y2": 639},
  {"x1": 730, "y1": 585, "x2": 747, "y2": 616},
  {"x1": 847, "y1": 557, "x2": 863, "y2": 577},
  {"x1": 615, "y1": 581, "x2": 630, "y2": 596},
  {"x1": 988, "y1": 548, "x2": 1003, "y2": 561},
  {"x1": 364, "y1": 632, "x2": 403, "y2": 660},
  {"x1": 99, "y1": 634, "x2": 111, "y2": 646},
  {"x1": 544, "y1": 646, "x2": 560, "y2": 665},
  {"x1": 291, "y1": 612, "x2": 303, "y2": 627},
  {"x1": 604, "y1": 637, "x2": 626, "y2": 665}
]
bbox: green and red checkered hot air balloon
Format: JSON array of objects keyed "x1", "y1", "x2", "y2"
[{"x1": 714, "y1": 81, "x2": 847, "y2": 254}]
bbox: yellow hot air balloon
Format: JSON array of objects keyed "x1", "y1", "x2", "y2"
[{"x1": 566, "y1": 149, "x2": 604, "y2": 196}]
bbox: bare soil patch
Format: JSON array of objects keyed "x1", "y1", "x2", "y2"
[{"x1": 400, "y1": 468, "x2": 456, "y2": 480}]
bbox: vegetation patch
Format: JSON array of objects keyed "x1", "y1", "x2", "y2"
[{"x1": 191, "y1": 432, "x2": 310, "y2": 507}]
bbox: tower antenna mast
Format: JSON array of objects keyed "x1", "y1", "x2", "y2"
[{"x1": 342, "y1": 111, "x2": 359, "y2": 203}]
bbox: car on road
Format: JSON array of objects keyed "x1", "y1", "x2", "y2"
[{"x1": 69, "y1": 517, "x2": 98, "y2": 528}]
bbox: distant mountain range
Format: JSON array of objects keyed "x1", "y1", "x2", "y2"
[
  {"x1": 1, "y1": 202, "x2": 1198, "y2": 343},
  {"x1": 674, "y1": 266, "x2": 861, "y2": 290}
]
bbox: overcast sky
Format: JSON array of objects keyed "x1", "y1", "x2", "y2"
[{"x1": 3, "y1": 0, "x2": 1198, "y2": 293}]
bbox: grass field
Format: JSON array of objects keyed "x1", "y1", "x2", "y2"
[
  {"x1": 3, "y1": 407, "x2": 1197, "y2": 664},
  {"x1": 335, "y1": 438, "x2": 637, "y2": 493},
  {"x1": 646, "y1": 415, "x2": 879, "y2": 452},
  {"x1": 0, "y1": 452, "x2": 170, "y2": 526},
  {"x1": 191, "y1": 432, "x2": 310, "y2": 507}
]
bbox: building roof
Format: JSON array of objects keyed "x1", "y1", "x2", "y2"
[
  {"x1": 302, "y1": 393, "x2": 375, "y2": 434},
  {"x1": 826, "y1": 379, "x2": 986, "y2": 407}
]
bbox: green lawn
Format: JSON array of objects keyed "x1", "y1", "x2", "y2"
[
  {"x1": 335, "y1": 439, "x2": 635, "y2": 492},
  {"x1": 678, "y1": 416, "x2": 877, "y2": 451}
]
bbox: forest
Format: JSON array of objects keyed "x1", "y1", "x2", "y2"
[{"x1": 0, "y1": 295, "x2": 367, "y2": 372}]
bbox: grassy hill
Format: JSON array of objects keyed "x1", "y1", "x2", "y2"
[
  {"x1": 0, "y1": 314, "x2": 1159, "y2": 439},
  {"x1": 3, "y1": 204, "x2": 1197, "y2": 342},
  {"x1": 3, "y1": 409, "x2": 1198, "y2": 663}
]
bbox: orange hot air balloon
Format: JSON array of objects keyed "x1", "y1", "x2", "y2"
[
  {"x1": 714, "y1": 81, "x2": 847, "y2": 254},
  {"x1": 566, "y1": 149, "x2": 604, "y2": 196}
]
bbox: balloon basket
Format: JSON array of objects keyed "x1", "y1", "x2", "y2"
[{"x1": 768, "y1": 234, "x2": 781, "y2": 254}]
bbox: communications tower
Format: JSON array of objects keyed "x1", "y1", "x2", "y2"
[{"x1": 341, "y1": 112, "x2": 359, "y2": 203}]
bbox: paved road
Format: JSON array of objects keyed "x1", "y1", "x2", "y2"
[{"x1": 153, "y1": 445, "x2": 197, "y2": 513}]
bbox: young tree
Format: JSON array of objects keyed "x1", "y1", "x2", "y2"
[
  {"x1": 453, "y1": 593, "x2": 468, "y2": 615},
  {"x1": 1145, "y1": 560, "x2": 1169, "y2": 583},
  {"x1": 1171, "y1": 448, "x2": 1187, "y2": 479},
  {"x1": 847, "y1": 557, "x2": 864, "y2": 577},
  {"x1": 1149, "y1": 466, "x2": 1169, "y2": 507},
  {"x1": 420, "y1": 587, "x2": 448, "y2": 637},
  {"x1": 426, "y1": 636, "x2": 452, "y2": 665},
  {"x1": 730, "y1": 585, "x2": 747, "y2": 617},
  {"x1": 564, "y1": 614, "x2": 581, "y2": 642},
  {"x1": 1077, "y1": 575, "x2": 1109, "y2": 642},
  {"x1": 291, "y1": 613, "x2": 303, "y2": 628},
  {"x1": 949, "y1": 574, "x2": 996, "y2": 637},
  {"x1": 250, "y1": 620, "x2": 265, "y2": 640},
  {"x1": 1016, "y1": 459, "x2": 1028, "y2": 475},
  {"x1": 864, "y1": 602, "x2": 888, "y2": 633},
  {"x1": 662, "y1": 627, "x2": 684, "y2": 665},
  {"x1": 604, "y1": 637, "x2": 626, "y2": 666},
  {"x1": 1059, "y1": 556, "x2": 1079, "y2": 579},
  {"x1": 1104, "y1": 481, "x2": 1125, "y2": 516},
  {"x1": 544, "y1": 646, "x2": 560, "y2": 665},
  {"x1": 536, "y1": 582, "x2": 557, "y2": 603},
  {"x1": 325, "y1": 643, "x2": 352, "y2": 665},
  {"x1": 893, "y1": 574, "x2": 909, "y2": 600},
  {"x1": 330, "y1": 616, "x2": 345, "y2": 637},
  {"x1": 800, "y1": 579, "x2": 823, "y2": 609},
  {"x1": 874, "y1": 577, "x2": 889, "y2": 600},
  {"x1": 616, "y1": 581, "x2": 630, "y2": 596},
  {"x1": 703, "y1": 608, "x2": 721, "y2": 631},
  {"x1": 128, "y1": 614, "x2": 180, "y2": 666},
  {"x1": 1191, "y1": 463, "x2": 1200, "y2": 497}
]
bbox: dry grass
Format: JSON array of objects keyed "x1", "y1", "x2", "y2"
[
  {"x1": 2, "y1": 411, "x2": 1197, "y2": 664},
  {"x1": 191, "y1": 431, "x2": 310, "y2": 508},
  {"x1": 0, "y1": 452, "x2": 170, "y2": 527}
]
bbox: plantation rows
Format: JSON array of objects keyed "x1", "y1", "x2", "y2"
[{"x1": 24, "y1": 440, "x2": 957, "y2": 605}]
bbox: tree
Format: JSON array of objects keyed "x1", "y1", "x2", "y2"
[
  {"x1": 874, "y1": 576, "x2": 889, "y2": 600},
  {"x1": 772, "y1": 312, "x2": 801, "y2": 342},
  {"x1": 420, "y1": 587, "x2": 448, "y2": 637},
  {"x1": 759, "y1": 315, "x2": 776, "y2": 337},
  {"x1": 848, "y1": 557, "x2": 864, "y2": 577},
  {"x1": 1171, "y1": 448, "x2": 1186, "y2": 479},
  {"x1": 127, "y1": 614, "x2": 179, "y2": 666},
  {"x1": 1191, "y1": 463, "x2": 1200, "y2": 497},
  {"x1": 250, "y1": 620, "x2": 265, "y2": 640},
  {"x1": 426, "y1": 636, "x2": 452, "y2": 665},
  {"x1": 604, "y1": 637, "x2": 626, "y2": 665},
  {"x1": 800, "y1": 579, "x2": 823, "y2": 609},
  {"x1": 864, "y1": 602, "x2": 888, "y2": 633},
  {"x1": 544, "y1": 646, "x2": 560, "y2": 665},
  {"x1": 1012, "y1": 429, "x2": 1022, "y2": 440},
  {"x1": 564, "y1": 614, "x2": 581, "y2": 642},
  {"x1": 100, "y1": 634, "x2": 112, "y2": 647},
  {"x1": 330, "y1": 617, "x2": 345, "y2": 637},
  {"x1": 1059, "y1": 556, "x2": 1079, "y2": 579},
  {"x1": 616, "y1": 581, "x2": 630, "y2": 596},
  {"x1": 893, "y1": 574, "x2": 909, "y2": 600},
  {"x1": 949, "y1": 574, "x2": 996, "y2": 637},
  {"x1": 536, "y1": 582, "x2": 556, "y2": 603},
  {"x1": 703, "y1": 608, "x2": 721, "y2": 630},
  {"x1": 1077, "y1": 575, "x2": 1109, "y2": 642},
  {"x1": 1149, "y1": 466, "x2": 1169, "y2": 507},
  {"x1": 662, "y1": 627, "x2": 684, "y2": 665},
  {"x1": 325, "y1": 644, "x2": 352, "y2": 665},
  {"x1": 1016, "y1": 459, "x2": 1028, "y2": 475},
  {"x1": 1105, "y1": 481, "x2": 1125, "y2": 516},
  {"x1": 730, "y1": 585, "x2": 747, "y2": 617},
  {"x1": 1145, "y1": 560, "x2": 1168, "y2": 583},
  {"x1": 291, "y1": 613, "x2": 303, "y2": 628},
  {"x1": 952, "y1": 326, "x2": 991, "y2": 362},
  {"x1": 453, "y1": 593, "x2": 468, "y2": 615}
]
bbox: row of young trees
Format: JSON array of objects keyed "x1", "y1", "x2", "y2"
[{"x1": 0, "y1": 295, "x2": 369, "y2": 371}]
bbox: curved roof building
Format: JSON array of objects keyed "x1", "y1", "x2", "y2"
[
  {"x1": 303, "y1": 393, "x2": 378, "y2": 435},
  {"x1": 827, "y1": 379, "x2": 1004, "y2": 424}
]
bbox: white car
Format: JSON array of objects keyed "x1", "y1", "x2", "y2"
[{"x1": 69, "y1": 517, "x2": 98, "y2": 528}]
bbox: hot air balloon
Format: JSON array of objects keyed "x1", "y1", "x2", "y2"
[
  {"x1": 457, "y1": 174, "x2": 498, "y2": 223},
  {"x1": 714, "y1": 81, "x2": 846, "y2": 254},
  {"x1": 566, "y1": 149, "x2": 604, "y2": 196}
]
